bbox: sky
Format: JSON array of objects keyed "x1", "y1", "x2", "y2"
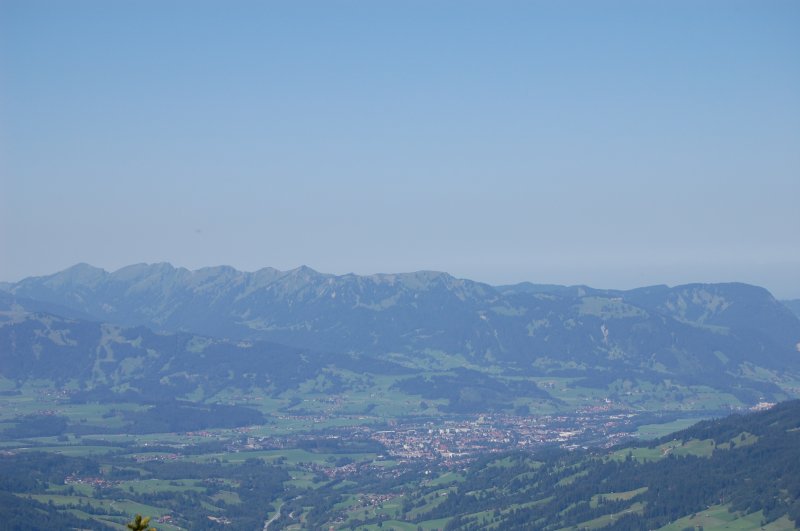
[{"x1": 1, "y1": 1, "x2": 799, "y2": 297}]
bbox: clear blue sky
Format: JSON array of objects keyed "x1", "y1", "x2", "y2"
[{"x1": 1, "y1": 1, "x2": 798, "y2": 296}]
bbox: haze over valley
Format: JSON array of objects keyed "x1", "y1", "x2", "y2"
[
  {"x1": 1, "y1": 263, "x2": 800, "y2": 529},
  {"x1": 2, "y1": 1, "x2": 799, "y2": 529}
]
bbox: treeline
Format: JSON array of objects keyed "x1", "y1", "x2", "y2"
[
  {"x1": 0, "y1": 452, "x2": 113, "y2": 530},
  {"x1": 0, "y1": 449, "x2": 288, "y2": 531},
  {"x1": 119, "y1": 401, "x2": 264, "y2": 433},
  {"x1": 0, "y1": 491, "x2": 112, "y2": 530},
  {"x1": 0, "y1": 414, "x2": 69, "y2": 439},
  {"x1": 129, "y1": 457, "x2": 287, "y2": 530},
  {"x1": 297, "y1": 437, "x2": 386, "y2": 455},
  {"x1": 0, "y1": 452, "x2": 98, "y2": 493},
  {"x1": 393, "y1": 368, "x2": 552, "y2": 413}
]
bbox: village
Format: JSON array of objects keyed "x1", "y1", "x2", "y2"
[
  {"x1": 220, "y1": 407, "x2": 648, "y2": 470},
  {"x1": 367, "y1": 410, "x2": 639, "y2": 463}
]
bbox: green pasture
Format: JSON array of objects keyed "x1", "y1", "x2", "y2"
[
  {"x1": 47, "y1": 482, "x2": 94, "y2": 496},
  {"x1": 486, "y1": 456, "x2": 517, "y2": 469},
  {"x1": 116, "y1": 478, "x2": 205, "y2": 495},
  {"x1": 573, "y1": 501, "x2": 645, "y2": 529},
  {"x1": 18, "y1": 444, "x2": 123, "y2": 456},
  {"x1": 26, "y1": 493, "x2": 168, "y2": 518},
  {"x1": 590, "y1": 487, "x2": 648, "y2": 507},
  {"x1": 659, "y1": 504, "x2": 796, "y2": 531},
  {"x1": 285, "y1": 469, "x2": 317, "y2": 489},
  {"x1": 555, "y1": 469, "x2": 588, "y2": 486},
  {"x1": 353, "y1": 517, "x2": 452, "y2": 530},
  {"x1": 609, "y1": 437, "x2": 719, "y2": 463},
  {"x1": 183, "y1": 446, "x2": 378, "y2": 466},
  {"x1": 423, "y1": 471, "x2": 464, "y2": 487},
  {"x1": 404, "y1": 490, "x2": 456, "y2": 520},
  {"x1": 637, "y1": 418, "x2": 707, "y2": 439}
]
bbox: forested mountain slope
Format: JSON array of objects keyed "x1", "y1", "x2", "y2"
[{"x1": 5, "y1": 264, "x2": 800, "y2": 373}]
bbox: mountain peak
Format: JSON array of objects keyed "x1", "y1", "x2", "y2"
[
  {"x1": 290, "y1": 265, "x2": 320, "y2": 274},
  {"x1": 47, "y1": 263, "x2": 107, "y2": 286},
  {"x1": 109, "y1": 262, "x2": 186, "y2": 283}
]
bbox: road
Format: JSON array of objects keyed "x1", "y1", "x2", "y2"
[{"x1": 263, "y1": 501, "x2": 284, "y2": 531}]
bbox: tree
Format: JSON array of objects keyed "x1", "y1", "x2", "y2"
[{"x1": 126, "y1": 514, "x2": 156, "y2": 531}]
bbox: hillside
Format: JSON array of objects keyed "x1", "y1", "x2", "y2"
[
  {"x1": 784, "y1": 299, "x2": 800, "y2": 320},
  {"x1": 2, "y1": 263, "x2": 800, "y2": 407},
  {"x1": 0, "y1": 291, "x2": 413, "y2": 411}
]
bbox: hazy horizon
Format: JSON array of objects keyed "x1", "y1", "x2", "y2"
[
  {"x1": 2, "y1": 1, "x2": 798, "y2": 297},
  {"x1": 3, "y1": 259, "x2": 799, "y2": 300}
]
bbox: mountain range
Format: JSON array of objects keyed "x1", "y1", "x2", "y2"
[{"x1": 2, "y1": 263, "x2": 799, "y2": 408}]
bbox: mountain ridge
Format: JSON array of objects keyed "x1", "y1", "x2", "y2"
[{"x1": 2, "y1": 263, "x2": 799, "y2": 407}]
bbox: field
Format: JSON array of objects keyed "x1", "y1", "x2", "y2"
[{"x1": 658, "y1": 505, "x2": 797, "y2": 531}]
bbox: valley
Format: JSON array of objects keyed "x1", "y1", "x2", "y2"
[
  {"x1": 1, "y1": 384, "x2": 797, "y2": 530},
  {"x1": 1, "y1": 264, "x2": 799, "y2": 529}
]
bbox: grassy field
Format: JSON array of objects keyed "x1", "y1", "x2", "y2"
[
  {"x1": 608, "y1": 436, "x2": 721, "y2": 463},
  {"x1": 590, "y1": 487, "x2": 648, "y2": 507},
  {"x1": 555, "y1": 469, "x2": 588, "y2": 486},
  {"x1": 423, "y1": 471, "x2": 464, "y2": 487},
  {"x1": 285, "y1": 470, "x2": 318, "y2": 489},
  {"x1": 350, "y1": 517, "x2": 452, "y2": 530},
  {"x1": 115, "y1": 478, "x2": 205, "y2": 495},
  {"x1": 637, "y1": 417, "x2": 708, "y2": 439},
  {"x1": 658, "y1": 504, "x2": 797, "y2": 530},
  {"x1": 18, "y1": 444, "x2": 124, "y2": 456},
  {"x1": 27, "y1": 493, "x2": 169, "y2": 518},
  {"x1": 183, "y1": 447, "x2": 379, "y2": 466},
  {"x1": 573, "y1": 501, "x2": 645, "y2": 529},
  {"x1": 403, "y1": 488, "x2": 459, "y2": 520}
]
